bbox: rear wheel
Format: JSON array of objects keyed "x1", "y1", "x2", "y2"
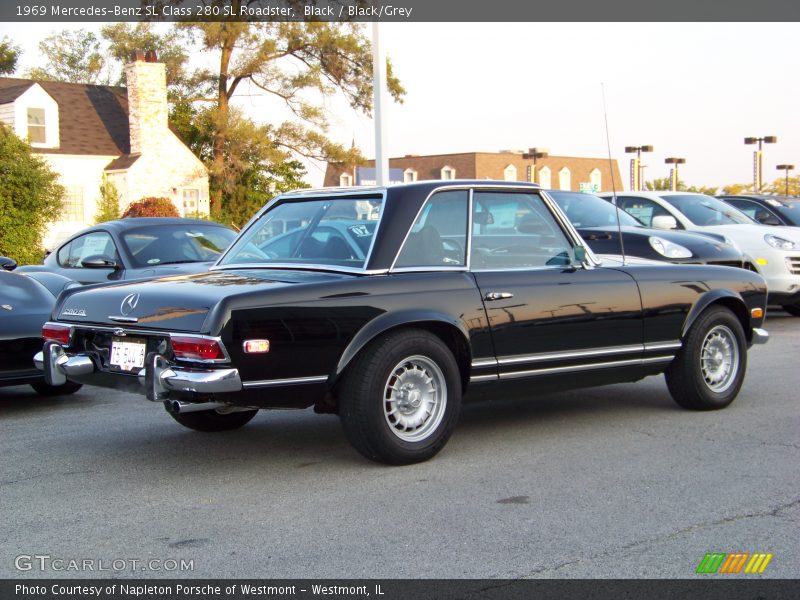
[
  {"x1": 340, "y1": 329, "x2": 462, "y2": 465},
  {"x1": 665, "y1": 306, "x2": 747, "y2": 410},
  {"x1": 31, "y1": 381, "x2": 82, "y2": 396},
  {"x1": 165, "y1": 403, "x2": 259, "y2": 432},
  {"x1": 781, "y1": 303, "x2": 800, "y2": 317}
]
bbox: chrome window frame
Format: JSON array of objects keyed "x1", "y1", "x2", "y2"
[{"x1": 211, "y1": 188, "x2": 388, "y2": 275}]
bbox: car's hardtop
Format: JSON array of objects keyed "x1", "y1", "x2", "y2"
[{"x1": 71, "y1": 217, "x2": 232, "y2": 235}]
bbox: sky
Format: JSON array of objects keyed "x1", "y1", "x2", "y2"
[{"x1": 1, "y1": 21, "x2": 797, "y2": 190}]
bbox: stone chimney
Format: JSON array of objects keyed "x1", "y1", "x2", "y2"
[{"x1": 124, "y1": 50, "x2": 167, "y2": 155}]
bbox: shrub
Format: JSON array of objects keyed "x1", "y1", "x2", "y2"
[{"x1": 121, "y1": 196, "x2": 180, "y2": 218}]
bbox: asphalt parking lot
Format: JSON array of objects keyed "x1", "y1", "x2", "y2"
[{"x1": 1, "y1": 311, "x2": 798, "y2": 580}]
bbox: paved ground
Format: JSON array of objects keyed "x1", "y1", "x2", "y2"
[{"x1": 1, "y1": 311, "x2": 798, "y2": 579}]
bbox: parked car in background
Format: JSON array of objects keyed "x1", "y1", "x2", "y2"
[
  {"x1": 718, "y1": 195, "x2": 800, "y2": 227},
  {"x1": 600, "y1": 191, "x2": 800, "y2": 316},
  {"x1": 36, "y1": 182, "x2": 768, "y2": 465},
  {"x1": 547, "y1": 190, "x2": 746, "y2": 268},
  {"x1": 0, "y1": 260, "x2": 82, "y2": 396},
  {"x1": 17, "y1": 218, "x2": 237, "y2": 285}
]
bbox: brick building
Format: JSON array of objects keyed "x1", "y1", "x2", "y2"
[{"x1": 324, "y1": 151, "x2": 621, "y2": 192}]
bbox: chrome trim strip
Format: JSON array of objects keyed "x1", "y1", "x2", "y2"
[
  {"x1": 242, "y1": 375, "x2": 328, "y2": 389},
  {"x1": 497, "y1": 344, "x2": 644, "y2": 366},
  {"x1": 644, "y1": 341, "x2": 683, "y2": 352},
  {"x1": 471, "y1": 357, "x2": 498, "y2": 368},
  {"x1": 498, "y1": 356, "x2": 672, "y2": 380},
  {"x1": 210, "y1": 263, "x2": 389, "y2": 276},
  {"x1": 466, "y1": 188, "x2": 474, "y2": 271},
  {"x1": 108, "y1": 316, "x2": 139, "y2": 323},
  {"x1": 470, "y1": 374, "x2": 499, "y2": 383},
  {"x1": 50, "y1": 322, "x2": 176, "y2": 337}
]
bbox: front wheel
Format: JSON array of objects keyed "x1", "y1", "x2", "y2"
[
  {"x1": 165, "y1": 403, "x2": 259, "y2": 432},
  {"x1": 339, "y1": 329, "x2": 462, "y2": 465},
  {"x1": 665, "y1": 306, "x2": 747, "y2": 410}
]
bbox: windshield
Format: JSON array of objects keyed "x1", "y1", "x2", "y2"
[
  {"x1": 122, "y1": 224, "x2": 236, "y2": 268},
  {"x1": 660, "y1": 194, "x2": 752, "y2": 226},
  {"x1": 219, "y1": 195, "x2": 384, "y2": 270},
  {"x1": 548, "y1": 190, "x2": 642, "y2": 228}
]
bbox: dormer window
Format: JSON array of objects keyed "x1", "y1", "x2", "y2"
[
  {"x1": 340, "y1": 172, "x2": 354, "y2": 187},
  {"x1": 27, "y1": 108, "x2": 46, "y2": 144},
  {"x1": 441, "y1": 166, "x2": 456, "y2": 180}
]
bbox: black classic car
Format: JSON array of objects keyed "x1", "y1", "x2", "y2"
[{"x1": 35, "y1": 182, "x2": 769, "y2": 464}]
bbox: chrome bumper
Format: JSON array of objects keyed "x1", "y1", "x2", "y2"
[
  {"x1": 751, "y1": 328, "x2": 769, "y2": 345},
  {"x1": 34, "y1": 342, "x2": 242, "y2": 400}
]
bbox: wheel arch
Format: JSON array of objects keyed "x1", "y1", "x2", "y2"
[
  {"x1": 681, "y1": 290, "x2": 751, "y2": 343},
  {"x1": 334, "y1": 311, "x2": 472, "y2": 391}
]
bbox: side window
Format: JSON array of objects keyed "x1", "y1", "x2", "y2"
[
  {"x1": 58, "y1": 232, "x2": 117, "y2": 268},
  {"x1": 616, "y1": 196, "x2": 676, "y2": 228},
  {"x1": 470, "y1": 191, "x2": 574, "y2": 270},
  {"x1": 395, "y1": 191, "x2": 468, "y2": 268},
  {"x1": 727, "y1": 199, "x2": 778, "y2": 224}
]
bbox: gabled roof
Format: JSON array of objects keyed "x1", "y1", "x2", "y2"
[{"x1": 0, "y1": 77, "x2": 129, "y2": 156}]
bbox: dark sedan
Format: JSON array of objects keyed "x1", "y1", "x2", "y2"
[
  {"x1": 548, "y1": 190, "x2": 746, "y2": 267},
  {"x1": 0, "y1": 260, "x2": 81, "y2": 396},
  {"x1": 718, "y1": 195, "x2": 800, "y2": 227},
  {"x1": 17, "y1": 218, "x2": 237, "y2": 284},
  {"x1": 35, "y1": 181, "x2": 768, "y2": 465}
]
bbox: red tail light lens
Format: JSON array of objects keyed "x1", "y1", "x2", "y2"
[
  {"x1": 42, "y1": 323, "x2": 71, "y2": 345},
  {"x1": 171, "y1": 336, "x2": 225, "y2": 361}
]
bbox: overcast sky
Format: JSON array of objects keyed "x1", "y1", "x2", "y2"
[{"x1": 2, "y1": 21, "x2": 797, "y2": 189}]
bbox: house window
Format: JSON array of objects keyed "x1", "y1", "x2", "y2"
[
  {"x1": 183, "y1": 189, "x2": 199, "y2": 213},
  {"x1": 340, "y1": 172, "x2": 354, "y2": 187},
  {"x1": 404, "y1": 168, "x2": 418, "y2": 183},
  {"x1": 441, "y1": 166, "x2": 456, "y2": 180},
  {"x1": 503, "y1": 164, "x2": 517, "y2": 181},
  {"x1": 590, "y1": 168, "x2": 602, "y2": 191},
  {"x1": 27, "y1": 108, "x2": 46, "y2": 144},
  {"x1": 63, "y1": 186, "x2": 84, "y2": 222},
  {"x1": 559, "y1": 167, "x2": 571, "y2": 190},
  {"x1": 538, "y1": 166, "x2": 551, "y2": 188}
]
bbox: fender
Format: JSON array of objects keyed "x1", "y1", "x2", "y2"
[
  {"x1": 681, "y1": 288, "x2": 748, "y2": 339},
  {"x1": 335, "y1": 309, "x2": 471, "y2": 378}
]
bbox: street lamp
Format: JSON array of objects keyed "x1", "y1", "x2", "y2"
[
  {"x1": 776, "y1": 164, "x2": 795, "y2": 196},
  {"x1": 744, "y1": 135, "x2": 777, "y2": 191},
  {"x1": 664, "y1": 157, "x2": 685, "y2": 191},
  {"x1": 522, "y1": 147, "x2": 549, "y2": 184},
  {"x1": 624, "y1": 145, "x2": 653, "y2": 191}
]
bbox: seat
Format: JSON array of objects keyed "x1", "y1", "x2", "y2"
[
  {"x1": 397, "y1": 225, "x2": 445, "y2": 266},
  {"x1": 323, "y1": 236, "x2": 354, "y2": 260}
]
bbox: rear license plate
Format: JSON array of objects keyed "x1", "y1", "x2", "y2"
[{"x1": 110, "y1": 337, "x2": 146, "y2": 371}]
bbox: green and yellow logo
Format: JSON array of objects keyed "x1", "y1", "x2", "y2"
[{"x1": 696, "y1": 552, "x2": 773, "y2": 574}]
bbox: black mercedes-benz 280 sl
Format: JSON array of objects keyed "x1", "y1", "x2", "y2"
[{"x1": 35, "y1": 181, "x2": 769, "y2": 464}]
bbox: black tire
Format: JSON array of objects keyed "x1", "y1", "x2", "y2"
[
  {"x1": 665, "y1": 306, "x2": 747, "y2": 410},
  {"x1": 165, "y1": 404, "x2": 258, "y2": 432},
  {"x1": 339, "y1": 328, "x2": 462, "y2": 465},
  {"x1": 30, "y1": 381, "x2": 82, "y2": 396},
  {"x1": 781, "y1": 304, "x2": 800, "y2": 317}
]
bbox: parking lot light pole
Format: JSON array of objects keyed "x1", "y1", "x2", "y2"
[
  {"x1": 522, "y1": 147, "x2": 549, "y2": 184},
  {"x1": 664, "y1": 157, "x2": 685, "y2": 191},
  {"x1": 776, "y1": 164, "x2": 795, "y2": 196},
  {"x1": 744, "y1": 136, "x2": 777, "y2": 192},
  {"x1": 624, "y1": 145, "x2": 653, "y2": 191}
]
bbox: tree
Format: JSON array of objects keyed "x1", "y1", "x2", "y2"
[
  {"x1": 0, "y1": 37, "x2": 20, "y2": 75},
  {"x1": 0, "y1": 124, "x2": 63, "y2": 264},
  {"x1": 763, "y1": 174, "x2": 800, "y2": 197},
  {"x1": 122, "y1": 197, "x2": 180, "y2": 218},
  {"x1": 26, "y1": 29, "x2": 109, "y2": 84},
  {"x1": 686, "y1": 184, "x2": 719, "y2": 196},
  {"x1": 721, "y1": 182, "x2": 753, "y2": 195},
  {"x1": 643, "y1": 177, "x2": 676, "y2": 191},
  {"x1": 94, "y1": 176, "x2": 121, "y2": 223}
]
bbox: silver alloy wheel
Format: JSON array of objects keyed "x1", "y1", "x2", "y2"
[
  {"x1": 700, "y1": 324, "x2": 739, "y2": 393},
  {"x1": 383, "y1": 355, "x2": 447, "y2": 442}
]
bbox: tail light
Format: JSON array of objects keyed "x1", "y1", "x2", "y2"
[
  {"x1": 42, "y1": 323, "x2": 71, "y2": 345},
  {"x1": 171, "y1": 336, "x2": 226, "y2": 361}
]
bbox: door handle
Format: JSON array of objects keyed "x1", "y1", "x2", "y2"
[{"x1": 484, "y1": 292, "x2": 514, "y2": 301}]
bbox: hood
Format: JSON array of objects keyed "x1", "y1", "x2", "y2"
[
  {"x1": 53, "y1": 269, "x2": 352, "y2": 333},
  {"x1": 693, "y1": 223, "x2": 800, "y2": 255}
]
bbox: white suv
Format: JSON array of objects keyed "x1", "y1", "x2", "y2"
[{"x1": 599, "y1": 191, "x2": 800, "y2": 316}]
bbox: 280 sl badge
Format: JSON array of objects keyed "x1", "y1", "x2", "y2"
[{"x1": 62, "y1": 308, "x2": 87, "y2": 317}]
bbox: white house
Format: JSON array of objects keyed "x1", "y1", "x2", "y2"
[{"x1": 0, "y1": 51, "x2": 209, "y2": 249}]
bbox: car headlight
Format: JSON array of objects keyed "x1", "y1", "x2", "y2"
[
  {"x1": 649, "y1": 236, "x2": 693, "y2": 259},
  {"x1": 764, "y1": 234, "x2": 797, "y2": 250}
]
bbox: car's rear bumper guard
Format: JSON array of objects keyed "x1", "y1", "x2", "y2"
[
  {"x1": 34, "y1": 343, "x2": 242, "y2": 400},
  {"x1": 751, "y1": 328, "x2": 769, "y2": 345}
]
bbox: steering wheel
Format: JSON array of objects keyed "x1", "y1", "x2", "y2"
[{"x1": 441, "y1": 238, "x2": 465, "y2": 264}]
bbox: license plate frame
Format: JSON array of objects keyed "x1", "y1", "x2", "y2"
[{"x1": 110, "y1": 337, "x2": 147, "y2": 372}]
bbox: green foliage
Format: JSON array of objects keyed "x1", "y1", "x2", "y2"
[
  {"x1": 721, "y1": 183, "x2": 752, "y2": 195},
  {"x1": 26, "y1": 29, "x2": 109, "y2": 84},
  {"x1": 763, "y1": 174, "x2": 799, "y2": 196},
  {"x1": 121, "y1": 197, "x2": 180, "y2": 218},
  {"x1": 0, "y1": 36, "x2": 20, "y2": 75},
  {"x1": 686, "y1": 184, "x2": 719, "y2": 196},
  {"x1": 0, "y1": 124, "x2": 63, "y2": 264},
  {"x1": 643, "y1": 177, "x2": 678, "y2": 191},
  {"x1": 94, "y1": 175, "x2": 121, "y2": 224}
]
